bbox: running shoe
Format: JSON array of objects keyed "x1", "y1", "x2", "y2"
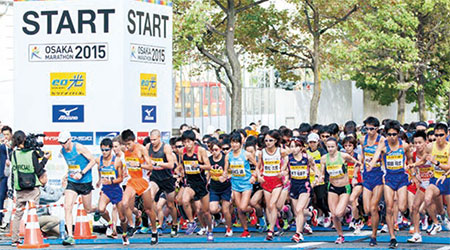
[
  {"x1": 170, "y1": 224, "x2": 179, "y2": 238},
  {"x1": 206, "y1": 231, "x2": 214, "y2": 242},
  {"x1": 93, "y1": 211, "x2": 101, "y2": 222},
  {"x1": 291, "y1": 232, "x2": 304, "y2": 243},
  {"x1": 225, "y1": 227, "x2": 233, "y2": 237},
  {"x1": 303, "y1": 223, "x2": 313, "y2": 234},
  {"x1": 335, "y1": 235, "x2": 345, "y2": 244},
  {"x1": 157, "y1": 227, "x2": 163, "y2": 236},
  {"x1": 122, "y1": 234, "x2": 129, "y2": 246},
  {"x1": 110, "y1": 231, "x2": 118, "y2": 239},
  {"x1": 138, "y1": 226, "x2": 150, "y2": 234},
  {"x1": 380, "y1": 224, "x2": 389, "y2": 233},
  {"x1": 349, "y1": 219, "x2": 355, "y2": 230},
  {"x1": 266, "y1": 231, "x2": 274, "y2": 241},
  {"x1": 421, "y1": 215, "x2": 429, "y2": 231},
  {"x1": 185, "y1": 222, "x2": 197, "y2": 235},
  {"x1": 311, "y1": 209, "x2": 318, "y2": 227},
  {"x1": 62, "y1": 236, "x2": 75, "y2": 246},
  {"x1": 443, "y1": 217, "x2": 450, "y2": 230},
  {"x1": 127, "y1": 226, "x2": 136, "y2": 238},
  {"x1": 151, "y1": 232, "x2": 159, "y2": 245},
  {"x1": 408, "y1": 225, "x2": 414, "y2": 234},
  {"x1": 369, "y1": 237, "x2": 377, "y2": 246},
  {"x1": 282, "y1": 218, "x2": 290, "y2": 231},
  {"x1": 407, "y1": 233, "x2": 422, "y2": 243},
  {"x1": 106, "y1": 225, "x2": 114, "y2": 238},
  {"x1": 323, "y1": 216, "x2": 332, "y2": 228},
  {"x1": 240, "y1": 229, "x2": 250, "y2": 238},
  {"x1": 388, "y1": 238, "x2": 398, "y2": 249},
  {"x1": 427, "y1": 223, "x2": 441, "y2": 235},
  {"x1": 250, "y1": 208, "x2": 258, "y2": 226},
  {"x1": 197, "y1": 227, "x2": 207, "y2": 236},
  {"x1": 11, "y1": 241, "x2": 21, "y2": 247},
  {"x1": 353, "y1": 223, "x2": 361, "y2": 235}
]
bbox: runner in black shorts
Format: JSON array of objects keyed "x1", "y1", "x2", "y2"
[
  {"x1": 147, "y1": 129, "x2": 178, "y2": 237},
  {"x1": 179, "y1": 130, "x2": 214, "y2": 242}
]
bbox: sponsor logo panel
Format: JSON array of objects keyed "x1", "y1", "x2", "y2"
[
  {"x1": 141, "y1": 105, "x2": 157, "y2": 123},
  {"x1": 50, "y1": 72, "x2": 86, "y2": 96},
  {"x1": 52, "y1": 105, "x2": 84, "y2": 123}
]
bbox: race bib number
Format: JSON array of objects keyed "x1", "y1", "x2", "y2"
[
  {"x1": 100, "y1": 170, "x2": 115, "y2": 180},
  {"x1": 364, "y1": 152, "x2": 380, "y2": 168},
  {"x1": 184, "y1": 160, "x2": 200, "y2": 175},
  {"x1": 230, "y1": 164, "x2": 246, "y2": 177},
  {"x1": 386, "y1": 154, "x2": 403, "y2": 170},
  {"x1": 125, "y1": 157, "x2": 141, "y2": 172},
  {"x1": 68, "y1": 165, "x2": 81, "y2": 175},
  {"x1": 263, "y1": 160, "x2": 280, "y2": 176},
  {"x1": 210, "y1": 167, "x2": 223, "y2": 181},
  {"x1": 327, "y1": 164, "x2": 344, "y2": 179},
  {"x1": 290, "y1": 165, "x2": 308, "y2": 180}
]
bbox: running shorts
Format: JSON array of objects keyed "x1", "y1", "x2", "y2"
[
  {"x1": 127, "y1": 178, "x2": 150, "y2": 196},
  {"x1": 289, "y1": 180, "x2": 311, "y2": 199},
  {"x1": 261, "y1": 176, "x2": 283, "y2": 193},
  {"x1": 384, "y1": 172, "x2": 409, "y2": 191},
  {"x1": 210, "y1": 185, "x2": 232, "y2": 202},
  {"x1": 362, "y1": 172, "x2": 383, "y2": 191},
  {"x1": 328, "y1": 183, "x2": 351, "y2": 196},
  {"x1": 430, "y1": 177, "x2": 450, "y2": 195},
  {"x1": 151, "y1": 177, "x2": 176, "y2": 194},
  {"x1": 102, "y1": 184, "x2": 123, "y2": 205},
  {"x1": 67, "y1": 181, "x2": 93, "y2": 196}
]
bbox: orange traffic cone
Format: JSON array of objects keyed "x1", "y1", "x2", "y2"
[
  {"x1": 73, "y1": 197, "x2": 97, "y2": 239},
  {"x1": 18, "y1": 200, "x2": 49, "y2": 249}
]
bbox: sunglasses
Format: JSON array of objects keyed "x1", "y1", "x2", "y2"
[
  {"x1": 429, "y1": 139, "x2": 436, "y2": 142},
  {"x1": 265, "y1": 139, "x2": 275, "y2": 143},
  {"x1": 101, "y1": 148, "x2": 111, "y2": 152},
  {"x1": 222, "y1": 147, "x2": 230, "y2": 151},
  {"x1": 175, "y1": 145, "x2": 184, "y2": 149},
  {"x1": 435, "y1": 133, "x2": 446, "y2": 137},
  {"x1": 59, "y1": 140, "x2": 68, "y2": 145},
  {"x1": 387, "y1": 133, "x2": 398, "y2": 137},
  {"x1": 321, "y1": 135, "x2": 330, "y2": 138},
  {"x1": 366, "y1": 127, "x2": 377, "y2": 131}
]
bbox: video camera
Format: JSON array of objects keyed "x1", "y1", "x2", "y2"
[{"x1": 24, "y1": 133, "x2": 45, "y2": 157}]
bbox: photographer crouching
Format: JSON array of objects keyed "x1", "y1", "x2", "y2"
[{"x1": 10, "y1": 131, "x2": 49, "y2": 246}]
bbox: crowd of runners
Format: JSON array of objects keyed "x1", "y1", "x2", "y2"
[{"x1": 3, "y1": 117, "x2": 450, "y2": 249}]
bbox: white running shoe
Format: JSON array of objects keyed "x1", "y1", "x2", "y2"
[
  {"x1": 196, "y1": 227, "x2": 207, "y2": 236},
  {"x1": 427, "y1": 223, "x2": 441, "y2": 235},
  {"x1": 106, "y1": 226, "x2": 113, "y2": 237},
  {"x1": 323, "y1": 216, "x2": 332, "y2": 228},
  {"x1": 380, "y1": 224, "x2": 389, "y2": 233},
  {"x1": 421, "y1": 215, "x2": 429, "y2": 231},
  {"x1": 443, "y1": 217, "x2": 450, "y2": 231},
  {"x1": 407, "y1": 233, "x2": 422, "y2": 243}
]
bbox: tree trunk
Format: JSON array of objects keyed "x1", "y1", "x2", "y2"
[
  {"x1": 310, "y1": 34, "x2": 321, "y2": 124},
  {"x1": 447, "y1": 92, "x2": 450, "y2": 120},
  {"x1": 417, "y1": 82, "x2": 426, "y2": 121},
  {"x1": 397, "y1": 90, "x2": 406, "y2": 123},
  {"x1": 226, "y1": 2, "x2": 242, "y2": 130}
]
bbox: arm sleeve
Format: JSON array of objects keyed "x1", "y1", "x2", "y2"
[{"x1": 32, "y1": 151, "x2": 48, "y2": 177}]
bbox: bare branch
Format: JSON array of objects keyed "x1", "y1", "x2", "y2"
[
  {"x1": 213, "y1": 65, "x2": 233, "y2": 96},
  {"x1": 269, "y1": 24, "x2": 313, "y2": 58},
  {"x1": 320, "y1": 5, "x2": 358, "y2": 34},
  {"x1": 303, "y1": 3, "x2": 314, "y2": 34},
  {"x1": 236, "y1": 0, "x2": 269, "y2": 14},
  {"x1": 267, "y1": 47, "x2": 312, "y2": 65},
  {"x1": 206, "y1": 23, "x2": 226, "y2": 37},
  {"x1": 197, "y1": 44, "x2": 227, "y2": 67},
  {"x1": 212, "y1": 0, "x2": 228, "y2": 12}
]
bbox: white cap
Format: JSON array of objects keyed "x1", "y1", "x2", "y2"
[
  {"x1": 307, "y1": 133, "x2": 319, "y2": 142},
  {"x1": 58, "y1": 131, "x2": 71, "y2": 143}
]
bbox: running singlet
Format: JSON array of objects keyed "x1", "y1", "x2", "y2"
[
  {"x1": 288, "y1": 154, "x2": 309, "y2": 181},
  {"x1": 307, "y1": 149, "x2": 324, "y2": 184},
  {"x1": 62, "y1": 143, "x2": 91, "y2": 183},
  {"x1": 99, "y1": 155, "x2": 118, "y2": 184},
  {"x1": 262, "y1": 148, "x2": 281, "y2": 177},
  {"x1": 183, "y1": 146, "x2": 206, "y2": 182},
  {"x1": 383, "y1": 139, "x2": 406, "y2": 174},
  {"x1": 209, "y1": 154, "x2": 230, "y2": 192},
  {"x1": 347, "y1": 152, "x2": 362, "y2": 183},
  {"x1": 124, "y1": 148, "x2": 145, "y2": 179},
  {"x1": 326, "y1": 152, "x2": 346, "y2": 179},
  {"x1": 431, "y1": 142, "x2": 450, "y2": 179},
  {"x1": 228, "y1": 150, "x2": 252, "y2": 181},
  {"x1": 149, "y1": 143, "x2": 172, "y2": 181},
  {"x1": 363, "y1": 134, "x2": 382, "y2": 173},
  {"x1": 413, "y1": 152, "x2": 433, "y2": 182}
]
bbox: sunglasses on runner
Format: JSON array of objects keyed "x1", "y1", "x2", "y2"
[
  {"x1": 175, "y1": 145, "x2": 184, "y2": 149},
  {"x1": 387, "y1": 133, "x2": 398, "y2": 137},
  {"x1": 321, "y1": 135, "x2": 330, "y2": 138},
  {"x1": 101, "y1": 148, "x2": 111, "y2": 152},
  {"x1": 222, "y1": 147, "x2": 230, "y2": 151},
  {"x1": 435, "y1": 133, "x2": 446, "y2": 137},
  {"x1": 265, "y1": 139, "x2": 275, "y2": 143},
  {"x1": 366, "y1": 127, "x2": 377, "y2": 131}
]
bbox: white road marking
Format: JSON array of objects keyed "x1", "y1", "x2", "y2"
[
  {"x1": 344, "y1": 230, "x2": 372, "y2": 236},
  {"x1": 284, "y1": 242, "x2": 325, "y2": 248}
]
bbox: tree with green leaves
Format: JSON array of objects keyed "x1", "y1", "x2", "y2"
[
  {"x1": 262, "y1": 0, "x2": 358, "y2": 124},
  {"x1": 173, "y1": 0, "x2": 271, "y2": 130}
]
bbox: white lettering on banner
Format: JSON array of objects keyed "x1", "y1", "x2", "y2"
[
  {"x1": 127, "y1": 10, "x2": 169, "y2": 38},
  {"x1": 22, "y1": 9, "x2": 115, "y2": 35},
  {"x1": 29, "y1": 43, "x2": 108, "y2": 62},
  {"x1": 130, "y1": 43, "x2": 165, "y2": 64}
]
